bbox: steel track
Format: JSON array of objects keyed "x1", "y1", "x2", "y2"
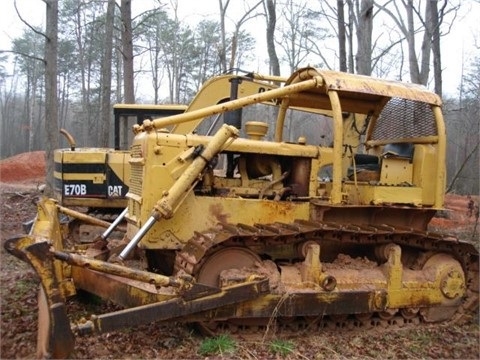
[{"x1": 174, "y1": 219, "x2": 479, "y2": 333}]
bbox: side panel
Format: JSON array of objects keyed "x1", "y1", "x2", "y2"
[
  {"x1": 54, "y1": 148, "x2": 129, "y2": 208},
  {"x1": 128, "y1": 196, "x2": 311, "y2": 250},
  {"x1": 53, "y1": 150, "x2": 65, "y2": 203},
  {"x1": 106, "y1": 151, "x2": 130, "y2": 199}
]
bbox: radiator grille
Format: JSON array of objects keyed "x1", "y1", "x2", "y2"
[
  {"x1": 130, "y1": 144, "x2": 142, "y2": 158},
  {"x1": 130, "y1": 199, "x2": 141, "y2": 218},
  {"x1": 129, "y1": 144, "x2": 143, "y2": 196}
]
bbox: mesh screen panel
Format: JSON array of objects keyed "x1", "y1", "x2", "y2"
[
  {"x1": 371, "y1": 98, "x2": 437, "y2": 141},
  {"x1": 129, "y1": 144, "x2": 143, "y2": 195}
]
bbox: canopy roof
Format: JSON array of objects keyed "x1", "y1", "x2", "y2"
[{"x1": 284, "y1": 67, "x2": 441, "y2": 115}]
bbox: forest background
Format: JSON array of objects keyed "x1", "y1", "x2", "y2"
[{"x1": 0, "y1": 0, "x2": 478, "y2": 195}]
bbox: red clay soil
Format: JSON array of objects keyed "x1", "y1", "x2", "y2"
[
  {"x1": 0, "y1": 151, "x2": 46, "y2": 183},
  {"x1": 430, "y1": 194, "x2": 479, "y2": 233}
]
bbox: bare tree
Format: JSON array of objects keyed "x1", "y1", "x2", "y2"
[
  {"x1": 161, "y1": 2, "x2": 195, "y2": 103},
  {"x1": 121, "y1": 0, "x2": 134, "y2": 103},
  {"x1": 7, "y1": 0, "x2": 59, "y2": 192},
  {"x1": 10, "y1": 30, "x2": 44, "y2": 152},
  {"x1": 315, "y1": 0, "x2": 355, "y2": 72},
  {"x1": 218, "y1": 0, "x2": 229, "y2": 72},
  {"x1": 376, "y1": 0, "x2": 459, "y2": 90},
  {"x1": 277, "y1": 0, "x2": 329, "y2": 73},
  {"x1": 376, "y1": 0, "x2": 431, "y2": 84},
  {"x1": 138, "y1": 8, "x2": 168, "y2": 104},
  {"x1": 228, "y1": 1, "x2": 263, "y2": 70},
  {"x1": 355, "y1": 0, "x2": 374, "y2": 75},
  {"x1": 264, "y1": 0, "x2": 281, "y2": 76},
  {"x1": 218, "y1": 0, "x2": 262, "y2": 72},
  {"x1": 446, "y1": 53, "x2": 480, "y2": 194},
  {"x1": 120, "y1": 0, "x2": 134, "y2": 147},
  {"x1": 0, "y1": 56, "x2": 29, "y2": 158},
  {"x1": 279, "y1": 0, "x2": 310, "y2": 73},
  {"x1": 0, "y1": 56, "x2": 19, "y2": 158},
  {"x1": 347, "y1": 2, "x2": 355, "y2": 72},
  {"x1": 430, "y1": 0, "x2": 443, "y2": 96},
  {"x1": 337, "y1": 0, "x2": 347, "y2": 72},
  {"x1": 100, "y1": 0, "x2": 115, "y2": 147},
  {"x1": 61, "y1": 0, "x2": 104, "y2": 147},
  {"x1": 44, "y1": 0, "x2": 59, "y2": 196}
]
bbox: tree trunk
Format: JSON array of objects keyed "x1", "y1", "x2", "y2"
[
  {"x1": 28, "y1": 71, "x2": 37, "y2": 151},
  {"x1": 218, "y1": 0, "x2": 228, "y2": 73},
  {"x1": 430, "y1": 0, "x2": 442, "y2": 96},
  {"x1": 355, "y1": 0, "x2": 374, "y2": 75},
  {"x1": 337, "y1": 0, "x2": 347, "y2": 72},
  {"x1": 74, "y1": 6, "x2": 89, "y2": 146},
  {"x1": 404, "y1": 0, "x2": 433, "y2": 85},
  {"x1": 100, "y1": 0, "x2": 115, "y2": 147},
  {"x1": 121, "y1": 0, "x2": 134, "y2": 147},
  {"x1": 418, "y1": 0, "x2": 432, "y2": 85},
  {"x1": 265, "y1": 0, "x2": 281, "y2": 76},
  {"x1": 347, "y1": 1, "x2": 355, "y2": 73},
  {"x1": 115, "y1": 38, "x2": 123, "y2": 104},
  {"x1": 121, "y1": 0, "x2": 135, "y2": 103},
  {"x1": 229, "y1": 30, "x2": 238, "y2": 70},
  {"x1": 44, "y1": 0, "x2": 59, "y2": 196}
]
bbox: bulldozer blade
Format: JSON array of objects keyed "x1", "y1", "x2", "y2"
[
  {"x1": 4, "y1": 235, "x2": 31, "y2": 262},
  {"x1": 37, "y1": 286, "x2": 75, "y2": 359},
  {"x1": 4, "y1": 237, "x2": 75, "y2": 358}
]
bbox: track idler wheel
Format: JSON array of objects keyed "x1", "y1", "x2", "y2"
[
  {"x1": 196, "y1": 247, "x2": 261, "y2": 287},
  {"x1": 419, "y1": 253, "x2": 466, "y2": 322}
]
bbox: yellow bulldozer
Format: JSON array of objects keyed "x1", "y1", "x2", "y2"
[
  {"x1": 5, "y1": 67, "x2": 478, "y2": 358},
  {"x1": 54, "y1": 71, "x2": 282, "y2": 211},
  {"x1": 52, "y1": 71, "x2": 284, "y2": 243}
]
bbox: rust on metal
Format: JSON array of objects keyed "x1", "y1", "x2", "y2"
[{"x1": 73, "y1": 278, "x2": 270, "y2": 334}]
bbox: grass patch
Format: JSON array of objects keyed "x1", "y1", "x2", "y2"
[
  {"x1": 198, "y1": 334, "x2": 236, "y2": 356},
  {"x1": 15, "y1": 277, "x2": 37, "y2": 292},
  {"x1": 8, "y1": 276, "x2": 38, "y2": 301},
  {"x1": 269, "y1": 339, "x2": 295, "y2": 357}
]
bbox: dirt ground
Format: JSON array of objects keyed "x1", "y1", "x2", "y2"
[{"x1": 0, "y1": 152, "x2": 479, "y2": 359}]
